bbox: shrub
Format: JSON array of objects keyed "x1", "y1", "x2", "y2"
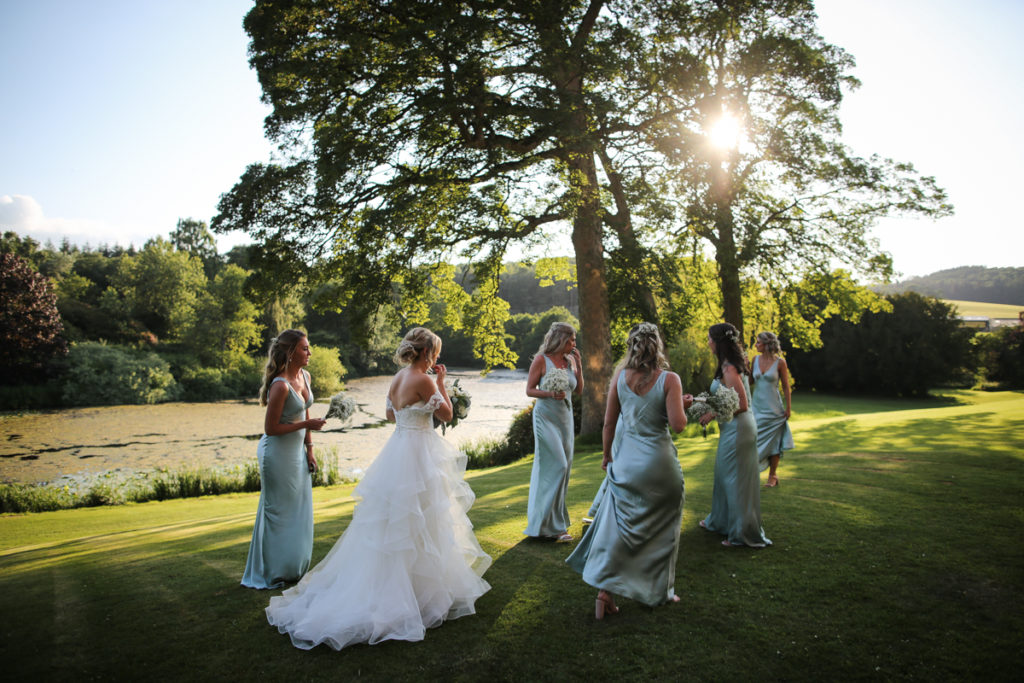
[
  {"x1": 978, "y1": 326, "x2": 1024, "y2": 388},
  {"x1": 0, "y1": 448, "x2": 348, "y2": 514},
  {"x1": 786, "y1": 292, "x2": 976, "y2": 396},
  {"x1": 307, "y1": 345, "x2": 347, "y2": 397},
  {"x1": 464, "y1": 402, "x2": 537, "y2": 469},
  {"x1": 0, "y1": 380, "x2": 63, "y2": 410},
  {"x1": 178, "y1": 366, "x2": 237, "y2": 401},
  {"x1": 62, "y1": 342, "x2": 181, "y2": 406}
]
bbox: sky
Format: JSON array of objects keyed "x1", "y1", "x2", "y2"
[{"x1": 1, "y1": 0, "x2": 1022, "y2": 280}]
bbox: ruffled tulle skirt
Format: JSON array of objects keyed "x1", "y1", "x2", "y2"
[{"x1": 265, "y1": 425, "x2": 492, "y2": 650}]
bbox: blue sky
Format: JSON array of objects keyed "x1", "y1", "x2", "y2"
[{"x1": 1, "y1": 0, "x2": 1021, "y2": 279}]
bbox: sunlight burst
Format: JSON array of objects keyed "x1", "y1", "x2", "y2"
[{"x1": 708, "y1": 113, "x2": 742, "y2": 150}]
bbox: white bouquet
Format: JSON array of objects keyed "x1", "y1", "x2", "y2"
[
  {"x1": 434, "y1": 379, "x2": 471, "y2": 434},
  {"x1": 687, "y1": 384, "x2": 740, "y2": 438},
  {"x1": 325, "y1": 392, "x2": 357, "y2": 424},
  {"x1": 540, "y1": 367, "x2": 572, "y2": 408}
]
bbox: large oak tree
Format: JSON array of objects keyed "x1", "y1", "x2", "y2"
[
  {"x1": 215, "y1": 0, "x2": 950, "y2": 432},
  {"x1": 215, "y1": 0, "x2": 700, "y2": 433}
]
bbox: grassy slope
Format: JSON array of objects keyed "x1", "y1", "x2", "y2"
[
  {"x1": 945, "y1": 299, "x2": 1024, "y2": 318},
  {"x1": 1, "y1": 391, "x2": 1022, "y2": 681}
]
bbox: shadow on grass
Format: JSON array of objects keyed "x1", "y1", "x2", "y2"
[{"x1": 2, "y1": 391, "x2": 1023, "y2": 680}]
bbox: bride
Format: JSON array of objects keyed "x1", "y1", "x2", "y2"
[{"x1": 265, "y1": 327, "x2": 492, "y2": 650}]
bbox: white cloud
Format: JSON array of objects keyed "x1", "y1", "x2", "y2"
[{"x1": 0, "y1": 194, "x2": 149, "y2": 248}]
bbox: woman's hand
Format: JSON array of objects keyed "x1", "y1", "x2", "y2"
[
  {"x1": 305, "y1": 417, "x2": 327, "y2": 431},
  {"x1": 683, "y1": 393, "x2": 694, "y2": 410},
  {"x1": 433, "y1": 362, "x2": 447, "y2": 385},
  {"x1": 601, "y1": 453, "x2": 612, "y2": 471},
  {"x1": 306, "y1": 452, "x2": 318, "y2": 474},
  {"x1": 568, "y1": 347, "x2": 581, "y2": 366},
  {"x1": 699, "y1": 412, "x2": 715, "y2": 426},
  {"x1": 550, "y1": 390, "x2": 566, "y2": 400},
  {"x1": 783, "y1": 408, "x2": 791, "y2": 420}
]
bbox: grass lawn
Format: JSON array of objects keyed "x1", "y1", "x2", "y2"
[{"x1": 1, "y1": 391, "x2": 1022, "y2": 681}]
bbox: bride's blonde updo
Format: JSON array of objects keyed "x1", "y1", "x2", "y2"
[
  {"x1": 393, "y1": 327, "x2": 442, "y2": 366},
  {"x1": 620, "y1": 322, "x2": 668, "y2": 392}
]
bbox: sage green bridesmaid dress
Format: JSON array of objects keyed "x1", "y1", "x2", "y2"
[
  {"x1": 566, "y1": 371, "x2": 684, "y2": 606},
  {"x1": 524, "y1": 355, "x2": 577, "y2": 537},
  {"x1": 751, "y1": 357, "x2": 794, "y2": 471},
  {"x1": 241, "y1": 374, "x2": 315, "y2": 588},
  {"x1": 701, "y1": 372, "x2": 771, "y2": 548}
]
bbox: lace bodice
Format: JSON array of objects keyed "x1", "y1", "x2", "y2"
[{"x1": 386, "y1": 391, "x2": 446, "y2": 431}]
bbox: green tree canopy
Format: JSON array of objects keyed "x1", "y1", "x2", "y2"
[
  {"x1": 660, "y1": 0, "x2": 951, "y2": 336},
  {"x1": 215, "y1": 0, "x2": 950, "y2": 432},
  {"x1": 215, "y1": 0, "x2": 710, "y2": 432},
  {"x1": 112, "y1": 238, "x2": 207, "y2": 342}
]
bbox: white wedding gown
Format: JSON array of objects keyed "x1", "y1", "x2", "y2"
[{"x1": 266, "y1": 392, "x2": 492, "y2": 650}]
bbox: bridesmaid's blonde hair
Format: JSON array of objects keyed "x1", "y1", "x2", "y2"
[
  {"x1": 619, "y1": 322, "x2": 668, "y2": 393},
  {"x1": 393, "y1": 327, "x2": 441, "y2": 366},
  {"x1": 757, "y1": 331, "x2": 781, "y2": 355},
  {"x1": 538, "y1": 322, "x2": 576, "y2": 356},
  {"x1": 259, "y1": 329, "x2": 307, "y2": 406}
]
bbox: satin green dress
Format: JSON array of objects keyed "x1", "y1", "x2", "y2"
[
  {"x1": 242, "y1": 374, "x2": 315, "y2": 588},
  {"x1": 524, "y1": 355, "x2": 577, "y2": 537},
  {"x1": 566, "y1": 372, "x2": 684, "y2": 606},
  {"x1": 751, "y1": 356, "x2": 794, "y2": 470},
  {"x1": 701, "y1": 372, "x2": 771, "y2": 548}
]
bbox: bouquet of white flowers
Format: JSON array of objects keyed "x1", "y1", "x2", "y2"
[
  {"x1": 434, "y1": 379, "x2": 471, "y2": 434},
  {"x1": 325, "y1": 392, "x2": 357, "y2": 425},
  {"x1": 540, "y1": 367, "x2": 572, "y2": 408},
  {"x1": 687, "y1": 384, "x2": 740, "y2": 437}
]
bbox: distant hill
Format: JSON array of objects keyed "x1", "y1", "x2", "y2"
[{"x1": 876, "y1": 266, "x2": 1024, "y2": 305}]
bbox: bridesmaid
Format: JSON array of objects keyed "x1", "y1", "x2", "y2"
[
  {"x1": 242, "y1": 329, "x2": 327, "y2": 589},
  {"x1": 567, "y1": 323, "x2": 687, "y2": 618},
  {"x1": 690, "y1": 322, "x2": 771, "y2": 548},
  {"x1": 752, "y1": 331, "x2": 793, "y2": 487},
  {"x1": 524, "y1": 321, "x2": 583, "y2": 542}
]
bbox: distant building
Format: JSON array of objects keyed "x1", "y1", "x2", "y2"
[{"x1": 957, "y1": 312, "x2": 1024, "y2": 331}]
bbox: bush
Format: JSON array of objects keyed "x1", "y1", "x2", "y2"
[
  {"x1": 62, "y1": 342, "x2": 181, "y2": 406},
  {"x1": 0, "y1": 380, "x2": 63, "y2": 410},
  {"x1": 0, "y1": 446, "x2": 350, "y2": 514},
  {"x1": 786, "y1": 292, "x2": 976, "y2": 396},
  {"x1": 978, "y1": 326, "x2": 1024, "y2": 388},
  {"x1": 307, "y1": 344, "x2": 347, "y2": 397},
  {"x1": 176, "y1": 356, "x2": 262, "y2": 401},
  {"x1": 178, "y1": 366, "x2": 237, "y2": 401}
]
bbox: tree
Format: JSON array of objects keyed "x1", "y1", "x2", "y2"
[
  {"x1": 170, "y1": 218, "x2": 220, "y2": 279},
  {"x1": 786, "y1": 292, "x2": 974, "y2": 396},
  {"x1": 662, "y1": 0, "x2": 951, "y2": 336},
  {"x1": 188, "y1": 264, "x2": 262, "y2": 368},
  {"x1": 0, "y1": 252, "x2": 67, "y2": 381},
  {"x1": 215, "y1": 0, "x2": 705, "y2": 434},
  {"x1": 112, "y1": 238, "x2": 207, "y2": 342}
]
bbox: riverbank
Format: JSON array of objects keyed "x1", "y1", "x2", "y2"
[{"x1": 0, "y1": 368, "x2": 531, "y2": 486}]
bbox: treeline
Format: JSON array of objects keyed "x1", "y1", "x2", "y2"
[
  {"x1": 0, "y1": 226, "x2": 578, "y2": 409},
  {"x1": 877, "y1": 266, "x2": 1024, "y2": 305},
  {"x1": 3, "y1": 224, "x2": 1022, "y2": 412}
]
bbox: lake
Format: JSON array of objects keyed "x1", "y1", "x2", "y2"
[{"x1": 0, "y1": 368, "x2": 532, "y2": 486}]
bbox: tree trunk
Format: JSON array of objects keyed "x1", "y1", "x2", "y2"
[
  {"x1": 569, "y1": 151, "x2": 612, "y2": 437},
  {"x1": 712, "y1": 164, "x2": 744, "y2": 338}
]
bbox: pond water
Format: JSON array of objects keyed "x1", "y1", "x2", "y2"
[{"x1": 0, "y1": 368, "x2": 532, "y2": 486}]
